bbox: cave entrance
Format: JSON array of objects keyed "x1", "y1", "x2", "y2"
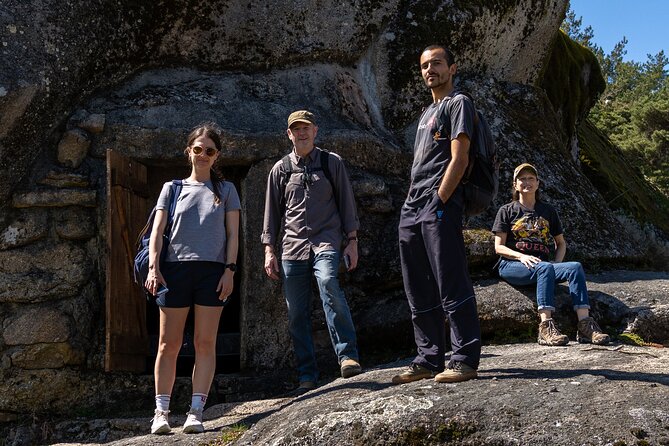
[{"x1": 105, "y1": 149, "x2": 242, "y2": 375}]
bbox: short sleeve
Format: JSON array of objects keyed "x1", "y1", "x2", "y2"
[
  {"x1": 155, "y1": 182, "x2": 172, "y2": 210},
  {"x1": 448, "y1": 94, "x2": 475, "y2": 141},
  {"x1": 222, "y1": 182, "x2": 241, "y2": 211},
  {"x1": 491, "y1": 205, "x2": 510, "y2": 234}
]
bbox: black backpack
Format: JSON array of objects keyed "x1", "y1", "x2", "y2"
[
  {"x1": 441, "y1": 92, "x2": 499, "y2": 217},
  {"x1": 278, "y1": 150, "x2": 336, "y2": 211},
  {"x1": 133, "y1": 180, "x2": 182, "y2": 299}
]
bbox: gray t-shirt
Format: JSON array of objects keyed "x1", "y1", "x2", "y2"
[
  {"x1": 157, "y1": 179, "x2": 241, "y2": 263},
  {"x1": 402, "y1": 93, "x2": 475, "y2": 217}
]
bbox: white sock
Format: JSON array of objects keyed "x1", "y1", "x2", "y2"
[
  {"x1": 155, "y1": 394, "x2": 170, "y2": 412},
  {"x1": 191, "y1": 393, "x2": 207, "y2": 412}
]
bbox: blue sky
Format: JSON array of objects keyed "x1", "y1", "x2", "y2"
[{"x1": 569, "y1": 0, "x2": 668, "y2": 63}]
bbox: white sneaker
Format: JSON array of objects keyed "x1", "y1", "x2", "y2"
[
  {"x1": 150, "y1": 409, "x2": 170, "y2": 434},
  {"x1": 182, "y1": 407, "x2": 204, "y2": 434}
]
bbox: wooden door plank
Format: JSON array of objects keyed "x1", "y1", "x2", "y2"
[{"x1": 105, "y1": 149, "x2": 150, "y2": 372}]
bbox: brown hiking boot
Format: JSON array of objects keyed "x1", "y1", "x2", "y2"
[
  {"x1": 435, "y1": 361, "x2": 477, "y2": 383},
  {"x1": 340, "y1": 359, "x2": 362, "y2": 378},
  {"x1": 391, "y1": 363, "x2": 435, "y2": 384},
  {"x1": 287, "y1": 380, "x2": 317, "y2": 397},
  {"x1": 538, "y1": 319, "x2": 569, "y2": 346},
  {"x1": 577, "y1": 317, "x2": 610, "y2": 345}
]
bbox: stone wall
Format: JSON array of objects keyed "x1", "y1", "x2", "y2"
[{"x1": 0, "y1": 112, "x2": 107, "y2": 420}]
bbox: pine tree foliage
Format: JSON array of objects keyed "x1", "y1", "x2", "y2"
[{"x1": 562, "y1": 9, "x2": 669, "y2": 194}]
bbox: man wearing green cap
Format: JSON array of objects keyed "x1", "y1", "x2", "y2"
[{"x1": 261, "y1": 110, "x2": 362, "y2": 393}]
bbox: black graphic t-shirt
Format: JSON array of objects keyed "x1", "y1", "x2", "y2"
[{"x1": 491, "y1": 201, "x2": 563, "y2": 261}]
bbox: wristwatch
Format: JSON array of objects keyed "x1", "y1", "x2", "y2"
[{"x1": 225, "y1": 263, "x2": 237, "y2": 272}]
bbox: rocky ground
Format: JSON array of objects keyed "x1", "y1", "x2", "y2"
[{"x1": 6, "y1": 342, "x2": 667, "y2": 446}]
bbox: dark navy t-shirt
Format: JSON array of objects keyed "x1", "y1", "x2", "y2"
[{"x1": 402, "y1": 94, "x2": 475, "y2": 217}]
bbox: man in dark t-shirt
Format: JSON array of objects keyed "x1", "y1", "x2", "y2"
[{"x1": 392, "y1": 45, "x2": 481, "y2": 385}]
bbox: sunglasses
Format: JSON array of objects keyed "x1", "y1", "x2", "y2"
[{"x1": 190, "y1": 146, "x2": 218, "y2": 157}]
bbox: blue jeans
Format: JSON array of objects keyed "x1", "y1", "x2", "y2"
[
  {"x1": 498, "y1": 259, "x2": 590, "y2": 311},
  {"x1": 282, "y1": 250, "x2": 359, "y2": 383}
]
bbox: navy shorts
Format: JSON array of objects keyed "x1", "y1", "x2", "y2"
[{"x1": 156, "y1": 261, "x2": 227, "y2": 308}]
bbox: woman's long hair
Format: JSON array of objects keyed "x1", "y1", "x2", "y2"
[{"x1": 185, "y1": 122, "x2": 224, "y2": 205}]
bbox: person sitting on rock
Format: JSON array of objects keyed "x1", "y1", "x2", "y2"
[{"x1": 491, "y1": 163, "x2": 610, "y2": 347}]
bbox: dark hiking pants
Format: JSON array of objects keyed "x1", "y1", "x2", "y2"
[{"x1": 399, "y1": 194, "x2": 481, "y2": 372}]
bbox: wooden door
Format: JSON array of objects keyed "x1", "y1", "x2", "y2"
[{"x1": 105, "y1": 149, "x2": 150, "y2": 372}]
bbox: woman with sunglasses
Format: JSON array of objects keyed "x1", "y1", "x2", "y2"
[
  {"x1": 491, "y1": 163, "x2": 610, "y2": 347},
  {"x1": 145, "y1": 122, "x2": 240, "y2": 435}
]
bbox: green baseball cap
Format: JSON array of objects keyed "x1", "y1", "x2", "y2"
[{"x1": 287, "y1": 110, "x2": 316, "y2": 128}]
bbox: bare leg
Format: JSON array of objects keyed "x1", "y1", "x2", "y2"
[
  {"x1": 155, "y1": 307, "x2": 190, "y2": 395},
  {"x1": 192, "y1": 305, "x2": 224, "y2": 394}
]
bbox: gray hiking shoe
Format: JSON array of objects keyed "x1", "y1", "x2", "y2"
[
  {"x1": 538, "y1": 319, "x2": 569, "y2": 346},
  {"x1": 577, "y1": 317, "x2": 610, "y2": 345}
]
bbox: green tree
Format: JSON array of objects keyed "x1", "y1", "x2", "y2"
[
  {"x1": 634, "y1": 87, "x2": 669, "y2": 164},
  {"x1": 562, "y1": 8, "x2": 669, "y2": 194},
  {"x1": 560, "y1": 9, "x2": 596, "y2": 49}
]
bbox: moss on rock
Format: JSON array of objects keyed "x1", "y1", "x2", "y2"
[
  {"x1": 540, "y1": 30, "x2": 606, "y2": 139},
  {"x1": 617, "y1": 332, "x2": 664, "y2": 348},
  {"x1": 578, "y1": 118, "x2": 669, "y2": 235}
]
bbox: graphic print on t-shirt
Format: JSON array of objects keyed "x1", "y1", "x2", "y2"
[
  {"x1": 418, "y1": 114, "x2": 437, "y2": 131},
  {"x1": 511, "y1": 213, "x2": 552, "y2": 257}
]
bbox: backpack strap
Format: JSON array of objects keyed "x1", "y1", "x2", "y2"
[
  {"x1": 278, "y1": 150, "x2": 337, "y2": 214},
  {"x1": 451, "y1": 91, "x2": 479, "y2": 123},
  {"x1": 442, "y1": 91, "x2": 479, "y2": 125},
  {"x1": 281, "y1": 155, "x2": 293, "y2": 182},
  {"x1": 320, "y1": 150, "x2": 333, "y2": 185},
  {"x1": 132, "y1": 180, "x2": 183, "y2": 286},
  {"x1": 164, "y1": 180, "x2": 182, "y2": 237},
  {"x1": 318, "y1": 149, "x2": 341, "y2": 214},
  {"x1": 278, "y1": 154, "x2": 293, "y2": 214},
  {"x1": 134, "y1": 179, "x2": 183, "y2": 248}
]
